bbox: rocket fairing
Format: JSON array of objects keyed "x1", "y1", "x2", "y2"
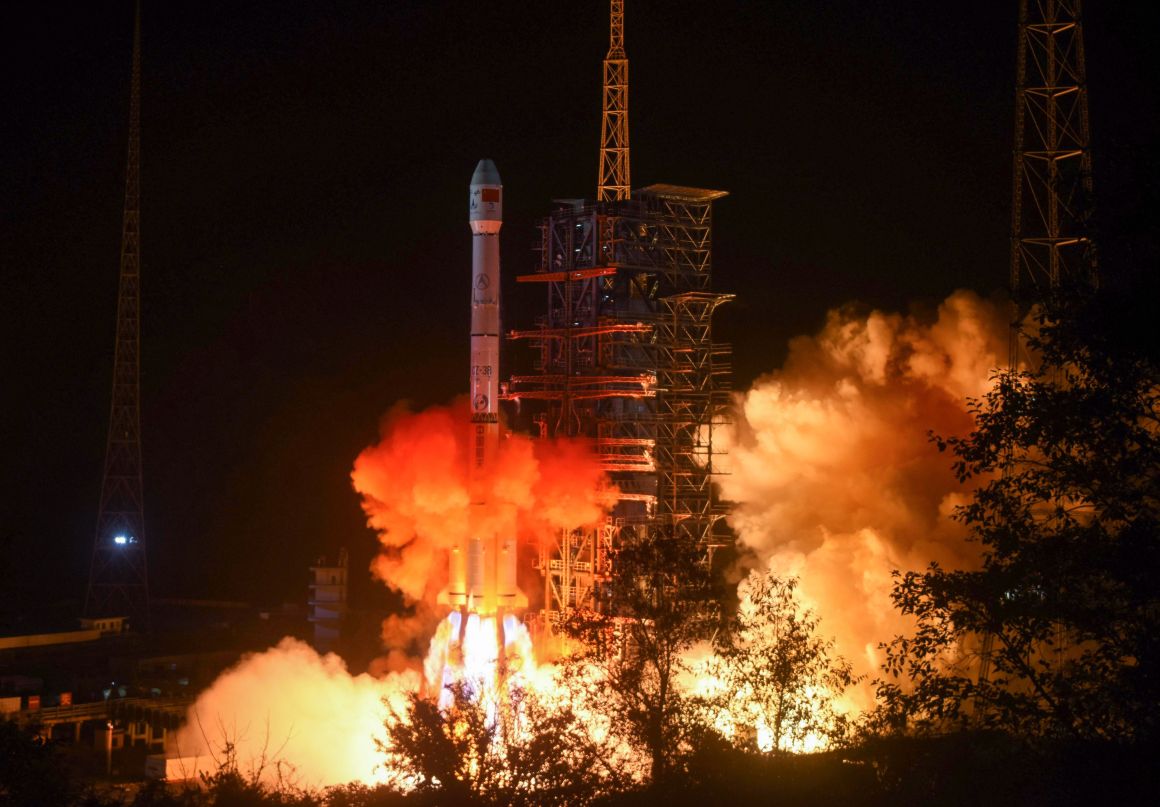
[{"x1": 439, "y1": 159, "x2": 528, "y2": 615}]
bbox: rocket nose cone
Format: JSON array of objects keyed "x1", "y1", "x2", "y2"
[{"x1": 471, "y1": 159, "x2": 501, "y2": 186}]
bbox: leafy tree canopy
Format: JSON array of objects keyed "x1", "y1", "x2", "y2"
[
  {"x1": 563, "y1": 534, "x2": 719, "y2": 787},
  {"x1": 875, "y1": 282, "x2": 1160, "y2": 741},
  {"x1": 698, "y1": 572, "x2": 859, "y2": 754}
]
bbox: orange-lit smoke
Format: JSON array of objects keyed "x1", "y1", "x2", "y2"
[
  {"x1": 172, "y1": 638, "x2": 417, "y2": 787},
  {"x1": 351, "y1": 397, "x2": 616, "y2": 607},
  {"x1": 170, "y1": 401, "x2": 618, "y2": 788},
  {"x1": 170, "y1": 292, "x2": 1006, "y2": 784},
  {"x1": 720, "y1": 290, "x2": 1008, "y2": 708}
]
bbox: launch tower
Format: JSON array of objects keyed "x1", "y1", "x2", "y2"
[{"x1": 508, "y1": 1, "x2": 733, "y2": 626}]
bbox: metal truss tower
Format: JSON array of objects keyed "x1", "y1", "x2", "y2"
[
  {"x1": 598, "y1": 0, "x2": 630, "y2": 202},
  {"x1": 86, "y1": 3, "x2": 150, "y2": 630},
  {"x1": 1010, "y1": 0, "x2": 1097, "y2": 316},
  {"x1": 980, "y1": 0, "x2": 1098, "y2": 687},
  {"x1": 509, "y1": 190, "x2": 733, "y2": 627},
  {"x1": 508, "y1": 2, "x2": 732, "y2": 626}
]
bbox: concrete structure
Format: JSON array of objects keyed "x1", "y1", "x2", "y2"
[
  {"x1": 145, "y1": 754, "x2": 213, "y2": 782},
  {"x1": 6, "y1": 695, "x2": 188, "y2": 748},
  {"x1": 0, "y1": 628, "x2": 102, "y2": 651},
  {"x1": 0, "y1": 617, "x2": 124, "y2": 651}
]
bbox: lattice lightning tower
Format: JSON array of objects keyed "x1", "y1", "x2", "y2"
[
  {"x1": 1010, "y1": 0, "x2": 1097, "y2": 316},
  {"x1": 86, "y1": 2, "x2": 150, "y2": 629},
  {"x1": 597, "y1": 0, "x2": 631, "y2": 201},
  {"x1": 981, "y1": 0, "x2": 1098, "y2": 687}
]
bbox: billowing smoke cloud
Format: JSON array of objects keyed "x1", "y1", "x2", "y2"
[
  {"x1": 173, "y1": 638, "x2": 418, "y2": 787},
  {"x1": 351, "y1": 397, "x2": 617, "y2": 605},
  {"x1": 170, "y1": 401, "x2": 617, "y2": 786},
  {"x1": 171, "y1": 295, "x2": 1002, "y2": 784},
  {"x1": 720, "y1": 290, "x2": 1008, "y2": 705}
]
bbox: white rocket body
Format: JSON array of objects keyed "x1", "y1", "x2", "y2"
[{"x1": 440, "y1": 159, "x2": 527, "y2": 614}]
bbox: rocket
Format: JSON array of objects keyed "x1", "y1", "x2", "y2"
[{"x1": 440, "y1": 159, "x2": 527, "y2": 616}]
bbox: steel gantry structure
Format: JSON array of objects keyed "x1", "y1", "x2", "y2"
[
  {"x1": 977, "y1": 0, "x2": 1100, "y2": 689},
  {"x1": 506, "y1": 2, "x2": 732, "y2": 627},
  {"x1": 508, "y1": 189, "x2": 733, "y2": 627}
]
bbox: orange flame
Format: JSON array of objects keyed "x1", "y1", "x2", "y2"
[{"x1": 351, "y1": 397, "x2": 617, "y2": 609}]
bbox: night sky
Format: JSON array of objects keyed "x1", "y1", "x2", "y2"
[{"x1": 2, "y1": 1, "x2": 1157, "y2": 615}]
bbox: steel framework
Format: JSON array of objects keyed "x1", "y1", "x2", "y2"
[
  {"x1": 507, "y1": 0, "x2": 731, "y2": 627},
  {"x1": 508, "y1": 187, "x2": 732, "y2": 625},
  {"x1": 1010, "y1": 0, "x2": 1097, "y2": 313},
  {"x1": 86, "y1": 3, "x2": 150, "y2": 629},
  {"x1": 598, "y1": 0, "x2": 630, "y2": 202},
  {"x1": 980, "y1": 0, "x2": 1099, "y2": 688}
]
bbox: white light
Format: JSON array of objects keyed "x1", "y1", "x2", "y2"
[{"x1": 114, "y1": 535, "x2": 128, "y2": 545}]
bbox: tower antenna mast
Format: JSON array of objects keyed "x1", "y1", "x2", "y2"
[
  {"x1": 980, "y1": 0, "x2": 1098, "y2": 686},
  {"x1": 86, "y1": 1, "x2": 150, "y2": 629},
  {"x1": 597, "y1": 0, "x2": 631, "y2": 201},
  {"x1": 1009, "y1": 0, "x2": 1097, "y2": 360}
]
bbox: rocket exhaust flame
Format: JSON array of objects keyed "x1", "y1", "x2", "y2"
[{"x1": 351, "y1": 401, "x2": 617, "y2": 612}]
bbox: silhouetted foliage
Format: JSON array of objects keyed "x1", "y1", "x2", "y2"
[
  {"x1": 117, "y1": 779, "x2": 203, "y2": 807},
  {"x1": 0, "y1": 718, "x2": 79, "y2": 806},
  {"x1": 564, "y1": 534, "x2": 719, "y2": 787},
  {"x1": 378, "y1": 680, "x2": 620, "y2": 805},
  {"x1": 316, "y1": 782, "x2": 406, "y2": 807},
  {"x1": 595, "y1": 743, "x2": 883, "y2": 807},
  {"x1": 875, "y1": 284, "x2": 1160, "y2": 740},
  {"x1": 196, "y1": 767, "x2": 321, "y2": 806},
  {"x1": 851, "y1": 732, "x2": 1159, "y2": 807},
  {"x1": 698, "y1": 572, "x2": 859, "y2": 753}
]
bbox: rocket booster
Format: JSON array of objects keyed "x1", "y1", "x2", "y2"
[{"x1": 440, "y1": 159, "x2": 527, "y2": 614}]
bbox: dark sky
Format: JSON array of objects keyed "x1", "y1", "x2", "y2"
[{"x1": 2, "y1": 1, "x2": 1157, "y2": 613}]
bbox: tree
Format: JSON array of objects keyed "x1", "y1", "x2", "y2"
[
  {"x1": 378, "y1": 680, "x2": 621, "y2": 806},
  {"x1": 875, "y1": 284, "x2": 1160, "y2": 740},
  {"x1": 0, "y1": 718, "x2": 78, "y2": 807},
  {"x1": 699, "y1": 572, "x2": 858, "y2": 753},
  {"x1": 563, "y1": 534, "x2": 719, "y2": 788}
]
